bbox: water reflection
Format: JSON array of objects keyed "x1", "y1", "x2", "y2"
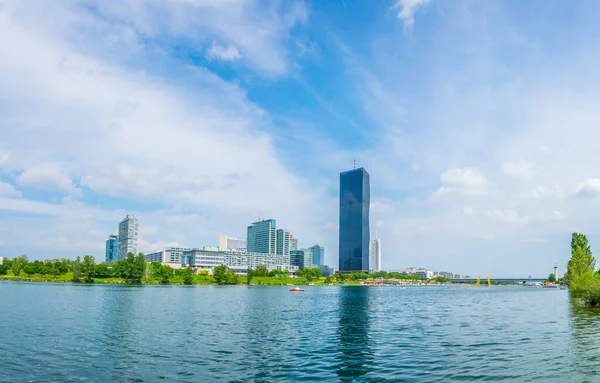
[
  {"x1": 569, "y1": 299, "x2": 600, "y2": 380},
  {"x1": 336, "y1": 287, "x2": 375, "y2": 381}
]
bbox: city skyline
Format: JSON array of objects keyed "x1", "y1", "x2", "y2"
[{"x1": 2, "y1": 1, "x2": 599, "y2": 276}]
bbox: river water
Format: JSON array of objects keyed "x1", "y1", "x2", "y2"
[{"x1": 1, "y1": 282, "x2": 599, "y2": 382}]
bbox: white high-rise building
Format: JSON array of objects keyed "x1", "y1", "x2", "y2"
[
  {"x1": 218, "y1": 236, "x2": 247, "y2": 251},
  {"x1": 369, "y1": 238, "x2": 381, "y2": 273},
  {"x1": 118, "y1": 215, "x2": 139, "y2": 260}
]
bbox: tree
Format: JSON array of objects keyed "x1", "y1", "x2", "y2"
[
  {"x1": 94, "y1": 263, "x2": 112, "y2": 278},
  {"x1": 123, "y1": 252, "x2": 146, "y2": 283},
  {"x1": 547, "y1": 273, "x2": 556, "y2": 283},
  {"x1": 433, "y1": 276, "x2": 450, "y2": 284},
  {"x1": 0, "y1": 263, "x2": 8, "y2": 275},
  {"x1": 81, "y1": 255, "x2": 96, "y2": 283},
  {"x1": 247, "y1": 267, "x2": 254, "y2": 284},
  {"x1": 182, "y1": 267, "x2": 194, "y2": 285},
  {"x1": 11, "y1": 254, "x2": 28, "y2": 277},
  {"x1": 571, "y1": 232, "x2": 595, "y2": 272},
  {"x1": 213, "y1": 264, "x2": 229, "y2": 285},
  {"x1": 255, "y1": 264, "x2": 268, "y2": 277},
  {"x1": 158, "y1": 264, "x2": 173, "y2": 284},
  {"x1": 72, "y1": 256, "x2": 82, "y2": 282},
  {"x1": 567, "y1": 245, "x2": 594, "y2": 283}
]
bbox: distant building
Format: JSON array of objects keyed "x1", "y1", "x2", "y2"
[
  {"x1": 290, "y1": 237, "x2": 298, "y2": 251},
  {"x1": 181, "y1": 249, "x2": 298, "y2": 274},
  {"x1": 291, "y1": 248, "x2": 313, "y2": 270},
  {"x1": 276, "y1": 229, "x2": 291, "y2": 257},
  {"x1": 144, "y1": 247, "x2": 192, "y2": 267},
  {"x1": 105, "y1": 234, "x2": 119, "y2": 263},
  {"x1": 218, "y1": 236, "x2": 247, "y2": 251},
  {"x1": 310, "y1": 244, "x2": 325, "y2": 266},
  {"x1": 319, "y1": 265, "x2": 334, "y2": 277},
  {"x1": 0, "y1": 256, "x2": 3, "y2": 265},
  {"x1": 369, "y1": 238, "x2": 381, "y2": 273},
  {"x1": 339, "y1": 167, "x2": 370, "y2": 272},
  {"x1": 247, "y1": 219, "x2": 277, "y2": 254},
  {"x1": 118, "y1": 215, "x2": 138, "y2": 260}
]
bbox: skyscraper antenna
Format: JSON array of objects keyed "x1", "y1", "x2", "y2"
[{"x1": 354, "y1": 158, "x2": 356, "y2": 169}]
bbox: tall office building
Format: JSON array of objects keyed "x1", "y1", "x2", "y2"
[
  {"x1": 290, "y1": 237, "x2": 298, "y2": 251},
  {"x1": 105, "y1": 234, "x2": 119, "y2": 263},
  {"x1": 276, "y1": 229, "x2": 291, "y2": 257},
  {"x1": 118, "y1": 214, "x2": 139, "y2": 260},
  {"x1": 290, "y1": 248, "x2": 313, "y2": 270},
  {"x1": 310, "y1": 244, "x2": 325, "y2": 266},
  {"x1": 218, "y1": 236, "x2": 247, "y2": 251},
  {"x1": 339, "y1": 167, "x2": 370, "y2": 272},
  {"x1": 247, "y1": 219, "x2": 277, "y2": 254},
  {"x1": 369, "y1": 238, "x2": 381, "y2": 273}
]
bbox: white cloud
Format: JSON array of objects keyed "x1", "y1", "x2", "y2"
[
  {"x1": 502, "y1": 159, "x2": 536, "y2": 180},
  {"x1": 206, "y1": 41, "x2": 242, "y2": 61},
  {"x1": 520, "y1": 185, "x2": 563, "y2": 199},
  {"x1": 486, "y1": 209, "x2": 529, "y2": 224},
  {"x1": 0, "y1": 182, "x2": 21, "y2": 198},
  {"x1": 371, "y1": 199, "x2": 394, "y2": 214},
  {"x1": 461, "y1": 206, "x2": 475, "y2": 215},
  {"x1": 434, "y1": 167, "x2": 487, "y2": 196},
  {"x1": 572, "y1": 178, "x2": 600, "y2": 198},
  {"x1": 391, "y1": 0, "x2": 430, "y2": 27},
  {"x1": 16, "y1": 163, "x2": 82, "y2": 197}
]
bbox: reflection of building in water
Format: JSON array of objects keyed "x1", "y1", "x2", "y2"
[{"x1": 336, "y1": 287, "x2": 375, "y2": 380}]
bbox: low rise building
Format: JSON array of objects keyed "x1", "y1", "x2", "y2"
[
  {"x1": 181, "y1": 249, "x2": 297, "y2": 274},
  {"x1": 218, "y1": 236, "x2": 247, "y2": 251},
  {"x1": 144, "y1": 247, "x2": 192, "y2": 268}
]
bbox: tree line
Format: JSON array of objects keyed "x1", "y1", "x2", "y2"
[{"x1": 0, "y1": 252, "x2": 195, "y2": 284}]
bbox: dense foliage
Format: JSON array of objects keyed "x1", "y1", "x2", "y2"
[
  {"x1": 566, "y1": 232, "x2": 600, "y2": 306},
  {"x1": 213, "y1": 264, "x2": 241, "y2": 285}
]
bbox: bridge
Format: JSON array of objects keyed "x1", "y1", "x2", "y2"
[{"x1": 449, "y1": 277, "x2": 547, "y2": 284}]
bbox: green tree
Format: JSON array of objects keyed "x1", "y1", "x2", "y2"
[
  {"x1": 72, "y1": 256, "x2": 82, "y2": 282},
  {"x1": 255, "y1": 264, "x2": 268, "y2": 277},
  {"x1": 433, "y1": 276, "x2": 450, "y2": 283},
  {"x1": 0, "y1": 263, "x2": 8, "y2": 275},
  {"x1": 213, "y1": 264, "x2": 229, "y2": 285},
  {"x1": 567, "y1": 246, "x2": 594, "y2": 283},
  {"x1": 123, "y1": 252, "x2": 146, "y2": 283},
  {"x1": 81, "y1": 255, "x2": 96, "y2": 283},
  {"x1": 570, "y1": 232, "x2": 595, "y2": 273},
  {"x1": 247, "y1": 267, "x2": 254, "y2": 284},
  {"x1": 94, "y1": 262, "x2": 112, "y2": 278},
  {"x1": 11, "y1": 254, "x2": 28, "y2": 277},
  {"x1": 182, "y1": 267, "x2": 194, "y2": 285},
  {"x1": 547, "y1": 273, "x2": 556, "y2": 283},
  {"x1": 158, "y1": 264, "x2": 173, "y2": 284}
]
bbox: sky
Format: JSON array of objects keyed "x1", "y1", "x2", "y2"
[{"x1": 2, "y1": 0, "x2": 600, "y2": 277}]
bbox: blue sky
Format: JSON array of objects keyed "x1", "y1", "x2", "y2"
[{"x1": 2, "y1": 0, "x2": 600, "y2": 277}]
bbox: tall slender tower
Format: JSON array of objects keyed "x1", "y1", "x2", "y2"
[
  {"x1": 339, "y1": 165, "x2": 370, "y2": 272},
  {"x1": 118, "y1": 215, "x2": 139, "y2": 260}
]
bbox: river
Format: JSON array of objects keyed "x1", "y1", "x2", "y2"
[{"x1": 1, "y1": 282, "x2": 599, "y2": 382}]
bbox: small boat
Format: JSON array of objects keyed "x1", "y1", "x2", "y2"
[{"x1": 290, "y1": 286, "x2": 305, "y2": 292}]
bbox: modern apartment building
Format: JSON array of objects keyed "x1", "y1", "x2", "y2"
[
  {"x1": 276, "y1": 229, "x2": 291, "y2": 257},
  {"x1": 218, "y1": 236, "x2": 247, "y2": 251},
  {"x1": 309, "y1": 244, "x2": 325, "y2": 266},
  {"x1": 339, "y1": 167, "x2": 370, "y2": 272},
  {"x1": 144, "y1": 247, "x2": 192, "y2": 266},
  {"x1": 105, "y1": 234, "x2": 119, "y2": 263},
  {"x1": 117, "y1": 214, "x2": 138, "y2": 260},
  {"x1": 247, "y1": 219, "x2": 277, "y2": 254},
  {"x1": 369, "y1": 238, "x2": 381, "y2": 273},
  {"x1": 181, "y1": 249, "x2": 298, "y2": 274},
  {"x1": 290, "y1": 238, "x2": 298, "y2": 251}
]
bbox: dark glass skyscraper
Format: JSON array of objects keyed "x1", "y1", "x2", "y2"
[{"x1": 339, "y1": 167, "x2": 370, "y2": 272}]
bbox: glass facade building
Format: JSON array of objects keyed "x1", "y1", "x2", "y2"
[
  {"x1": 247, "y1": 219, "x2": 277, "y2": 254},
  {"x1": 276, "y1": 229, "x2": 291, "y2": 257},
  {"x1": 310, "y1": 244, "x2": 325, "y2": 266},
  {"x1": 105, "y1": 234, "x2": 118, "y2": 264},
  {"x1": 290, "y1": 249, "x2": 313, "y2": 270},
  {"x1": 118, "y1": 214, "x2": 139, "y2": 260},
  {"x1": 339, "y1": 167, "x2": 370, "y2": 272}
]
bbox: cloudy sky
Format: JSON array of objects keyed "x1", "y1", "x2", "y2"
[{"x1": 2, "y1": 0, "x2": 600, "y2": 277}]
